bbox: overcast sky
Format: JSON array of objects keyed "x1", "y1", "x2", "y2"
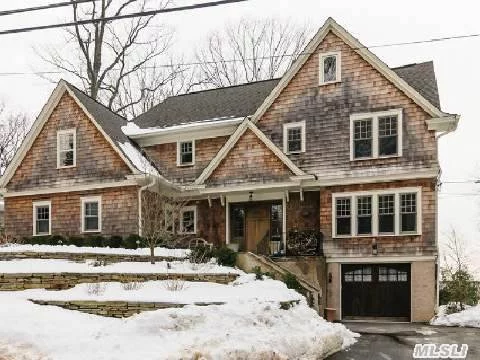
[{"x1": 0, "y1": 0, "x2": 479, "y2": 274}]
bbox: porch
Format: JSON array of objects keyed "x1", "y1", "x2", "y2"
[{"x1": 223, "y1": 191, "x2": 323, "y2": 257}]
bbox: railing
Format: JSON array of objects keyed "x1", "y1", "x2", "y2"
[{"x1": 286, "y1": 229, "x2": 323, "y2": 256}]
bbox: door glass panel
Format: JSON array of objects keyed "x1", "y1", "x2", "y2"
[{"x1": 230, "y1": 205, "x2": 245, "y2": 245}]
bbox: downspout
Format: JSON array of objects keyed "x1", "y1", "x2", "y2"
[{"x1": 138, "y1": 176, "x2": 156, "y2": 237}]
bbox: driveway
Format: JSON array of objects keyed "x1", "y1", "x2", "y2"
[{"x1": 329, "y1": 322, "x2": 480, "y2": 360}]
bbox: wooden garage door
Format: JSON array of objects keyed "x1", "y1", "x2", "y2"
[{"x1": 342, "y1": 264, "x2": 411, "y2": 321}]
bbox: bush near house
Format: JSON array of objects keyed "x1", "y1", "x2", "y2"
[
  {"x1": 21, "y1": 234, "x2": 144, "y2": 249},
  {"x1": 188, "y1": 245, "x2": 237, "y2": 267},
  {"x1": 440, "y1": 268, "x2": 479, "y2": 313}
]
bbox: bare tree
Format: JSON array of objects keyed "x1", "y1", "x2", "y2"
[
  {"x1": 38, "y1": 0, "x2": 179, "y2": 118},
  {"x1": 195, "y1": 18, "x2": 311, "y2": 88},
  {"x1": 140, "y1": 184, "x2": 190, "y2": 264},
  {"x1": 0, "y1": 103, "x2": 30, "y2": 174},
  {"x1": 442, "y1": 228, "x2": 469, "y2": 273}
]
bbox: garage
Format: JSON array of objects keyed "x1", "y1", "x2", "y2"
[{"x1": 341, "y1": 263, "x2": 411, "y2": 321}]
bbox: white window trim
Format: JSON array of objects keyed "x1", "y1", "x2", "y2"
[
  {"x1": 179, "y1": 205, "x2": 197, "y2": 234},
  {"x1": 176, "y1": 140, "x2": 195, "y2": 167},
  {"x1": 32, "y1": 200, "x2": 52, "y2": 236},
  {"x1": 283, "y1": 120, "x2": 306, "y2": 154},
  {"x1": 319, "y1": 51, "x2": 341, "y2": 85},
  {"x1": 349, "y1": 108, "x2": 403, "y2": 161},
  {"x1": 81, "y1": 196, "x2": 102, "y2": 233},
  {"x1": 331, "y1": 187, "x2": 422, "y2": 238},
  {"x1": 56, "y1": 129, "x2": 77, "y2": 169}
]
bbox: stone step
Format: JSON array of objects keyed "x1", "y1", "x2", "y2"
[{"x1": 0, "y1": 272, "x2": 239, "y2": 291}]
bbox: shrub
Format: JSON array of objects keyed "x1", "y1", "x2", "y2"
[
  {"x1": 282, "y1": 273, "x2": 306, "y2": 296},
  {"x1": 104, "y1": 235, "x2": 123, "y2": 248},
  {"x1": 123, "y1": 234, "x2": 142, "y2": 249},
  {"x1": 440, "y1": 268, "x2": 479, "y2": 311},
  {"x1": 122, "y1": 282, "x2": 144, "y2": 291},
  {"x1": 251, "y1": 266, "x2": 275, "y2": 280},
  {"x1": 213, "y1": 247, "x2": 237, "y2": 267},
  {"x1": 68, "y1": 236, "x2": 84, "y2": 247},
  {"x1": 84, "y1": 235, "x2": 105, "y2": 248},
  {"x1": 189, "y1": 245, "x2": 214, "y2": 264},
  {"x1": 49, "y1": 235, "x2": 66, "y2": 246}
]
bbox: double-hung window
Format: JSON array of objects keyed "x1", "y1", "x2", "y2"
[
  {"x1": 179, "y1": 206, "x2": 196, "y2": 234},
  {"x1": 283, "y1": 121, "x2": 306, "y2": 154},
  {"x1": 177, "y1": 140, "x2": 195, "y2": 166},
  {"x1": 33, "y1": 201, "x2": 51, "y2": 236},
  {"x1": 57, "y1": 129, "x2": 76, "y2": 168},
  {"x1": 81, "y1": 196, "x2": 101, "y2": 232},
  {"x1": 332, "y1": 188, "x2": 420, "y2": 237},
  {"x1": 350, "y1": 109, "x2": 402, "y2": 160}
]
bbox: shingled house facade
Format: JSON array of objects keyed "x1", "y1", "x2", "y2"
[{"x1": 1, "y1": 18, "x2": 459, "y2": 322}]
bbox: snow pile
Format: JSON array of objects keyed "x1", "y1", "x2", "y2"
[
  {"x1": 431, "y1": 304, "x2": 480, "y2": 328},
  {"x1": 0, "y1": 275, "x2": 358, "y2": 359},
  {"x1": 0, "y1": 258, "x2": 240, "y2": 274},
  {"x1": 0, "y1": 244, "x2": 189, "y2": 258},
  {"x1": 27, "y1": 274, "x2": 301, "y2": 303}
]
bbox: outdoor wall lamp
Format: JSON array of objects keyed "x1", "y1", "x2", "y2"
[
  {"x1": 328, "y1": 272, "x2": 332, "y2": 283},
  {"x1": 372, "y1": 240, "x2": 378, "y2": 255},
  {"x1": 249, "y1": 191, "x2": 253, "y2": 201}
]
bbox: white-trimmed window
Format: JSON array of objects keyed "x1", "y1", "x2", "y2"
[
  {"x1": 179, "y1": 206, "x2": 196, "y2": 234},
  {"x1": 319, "y1": 51, "x2": 341, "y2": 85},
  {"x1": 57, "y1": 129, "x2": 76, "y2": 168},
  {"x1": 350, "y1": 109, "x2": 403, "y2": 160},
  {"x1": 283, "y1": 121, "x2": 306, "y2": 154},
  {"x1": 332, "y1": 187, "x2": 421, "y2": 237},
  {"x1": 177, "y1": 140, "x2": 195, "y2": 166},
  {"x1": 33, "y1": 201, "x2": 51, "y2": 236},
  {"x1": 81, "y1": 196, "x2": 101, "y2": 232}
]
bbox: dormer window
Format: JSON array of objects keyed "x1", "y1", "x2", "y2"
[
  {"x1": 283, "y1": 121, "x2": 306, "y2": 154},
  {"x1": 177, "y1": 140, "x2": 195, "y2": 166},
  {"x1": 319, "y1": 52, "x2": 341, "y2": 85},
  {"x1": 57, "y1": 129, "x2": 76, "y2": 168}
]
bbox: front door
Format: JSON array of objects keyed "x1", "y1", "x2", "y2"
[
  {"x1": 341, "y1": 263, "x2": 411, "y2": 321},
  {"x1": 245, "y1": 206, "x2": 270, "y2": 253}
]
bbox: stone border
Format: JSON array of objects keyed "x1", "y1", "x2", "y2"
[
  {"x1": 0, "y1": 251, "x2": 183, "y2": 263},
  {"x1": 29, "y1": 299, "x2": 301, "y2": 318},
  {"x1": 0, "y1": 272, "x2": 239, "y2": 291}
]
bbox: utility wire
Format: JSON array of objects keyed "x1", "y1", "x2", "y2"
[
  {"x1": 0, "y1": 0, "x2": 248, "y2": 36},
  {"x1": 0, "y1": 0, "x2": 100, "y2": 17}
]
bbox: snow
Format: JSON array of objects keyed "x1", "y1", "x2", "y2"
[
  {"x1": 0, "y1": 243, "x2": 189, "y2": 258},
  {"x1": 0, "y1": 275, "x2": 358, "y2": 359},
  {"x1": 0, "y1": 258, "x2": 241, "y2": 274},
  {"x1": 117, "y1": 141, "x2": 159, "y2": 176},
  {"x1": 431, "y1": 304, "x2": 480, "y2": 328},
  {"x1": 121, "y1": 116, "x2": 244, "y2": 136}
]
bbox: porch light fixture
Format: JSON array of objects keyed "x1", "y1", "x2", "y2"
[
  {"x1": 249, "y1": 191, "x2": 253, "y2": 201},
  {"x1": 372, "y1": 239, "x2": 378, "y2": 255},
  {"x1": 328, "y1": 272, "x2": 332, "y2": 283}
]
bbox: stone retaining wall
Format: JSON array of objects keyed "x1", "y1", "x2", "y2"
[
  {"x1": 0, "y1": 252, "x2": 183, "y2": 263},
  {"x1": 29, "y1": 299, "x2": 300, "y2": 318},
  {"x1": 0, "y1": 272, "x2": 238, "y2": 291},
  {"x1": 29, "y1": 299, "x2": 226, "y2": 317}
]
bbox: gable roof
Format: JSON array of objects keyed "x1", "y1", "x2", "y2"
[
  {"x1": 251, "y1": 17, "x2": 447, "y2": 123},
  {"x1": 195, "y1": 119, "x2": 308, "y2": 185},
  {"x1": 0, "y1": 80, "x2": 159, "y2": 188},
  {"x1": 134, "y1": 79, "x2": 280, "y2": 129}
]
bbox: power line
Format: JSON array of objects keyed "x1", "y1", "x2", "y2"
[
  {"x1": 0, "y1": 0, "x2": 248, "y2": 36},
  {"x1": 0, "y1": 0, "x2": 100, "y2": 17}
]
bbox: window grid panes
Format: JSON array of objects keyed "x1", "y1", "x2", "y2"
[
  {"x1": 84, "y1": 201, "x2": 99, "y2": 231},
  {"x1": 182, "y1": 210, "x2": 195, "y2": 233},
  {"x1": 180, "y1": 141, "x2": 193, "y2": 165},
  {"x1": 379, "y1": 115, "x2": 398, "y2": 156},
  {"x1": 379, "y1": 267, "x2": 408, "y2": 282},
  {"x1": 58, "y1": 132, "x2": 75, "y2": 167},
  {"x1": 323, "y1": 55, "x2": 337, "y2": 82},
  {"x1": 400, "y1": 193, "x2": 417, "y2": 232},
  {"x1": 344, "y1": 267, "x2": 372, "y2": 282},
  {"x1": 35, "y1": 205, "x2": 50, "y2": 235},
  {"x1": 357, "y1": 196, "x2": 372, "y2": 235},
  {"x1": 336, "y1": 198, "x2": 351, "y2": 235},
  {"x1": 378, "y1": 194, "x2": 395, "y2": 234},
  {"x1": 287, "y1": 127, "x2": 302, "y2": 153},
  {"x1": 353, "y1": 119, "x2": 372, "y2": 158}
]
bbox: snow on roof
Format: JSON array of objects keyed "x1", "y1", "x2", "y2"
[
  {"x1": 122, "y1": 116, "x2": 244, "y2": 137},
  {"x1": 117, "y1": 141, "x2": 159, "y2": 176}
]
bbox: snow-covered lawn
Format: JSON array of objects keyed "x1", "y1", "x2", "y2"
[
  {"x1": 0, "y1": 274, "x2": 358, "y2": 359},
  {"x1": 0, "y1": 244, "x2": 189, "y2": 258},
  {"x1": 0, "y1": 258, "x2": 239, "y2": 274},
  {"x1": 431, "y1": 304, "x2": 480, "y2": 328}
]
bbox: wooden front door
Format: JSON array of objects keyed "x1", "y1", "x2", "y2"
[{"x1": 245, "y1": 205, "x2": 270, "y2": 253}]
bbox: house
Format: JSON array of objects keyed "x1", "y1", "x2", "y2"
[{"x1": 0, "y1": 18, "x2": 459, "y2": 322}]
